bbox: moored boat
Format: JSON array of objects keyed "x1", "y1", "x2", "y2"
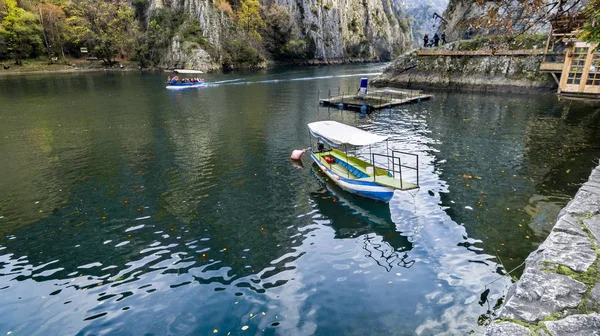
[{"x1": 306, "y1": 120, "x2": 419, "y2": 203}]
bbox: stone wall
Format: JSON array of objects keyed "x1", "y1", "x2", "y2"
[
  {"x1": 485, "y1": 164, "x2": 600, "y2": 335},
  {"x1": 371, "y1": 37, "x2": 557, "y2": 92}
]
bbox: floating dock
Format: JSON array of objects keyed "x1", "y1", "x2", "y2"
[{"x1": 319, "y1": 88, "x2": 432, "y2": 113}]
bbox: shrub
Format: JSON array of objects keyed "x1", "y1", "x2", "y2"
[{"x1": 215, "y1": 0, "x2": 234, "y2": 18}]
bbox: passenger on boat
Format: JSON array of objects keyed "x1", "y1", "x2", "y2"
[{"x1": 317, "y1": 142, "x2": 326, "y2": 153}]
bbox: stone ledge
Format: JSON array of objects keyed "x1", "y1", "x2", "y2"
[
  {"x1": 486, "y1": 164, "x2": 600, "y2": 335},
  {"x1": 543, "y1": 313, "x2": 600, "y2": 336},
  {"x1": 498, "y1": 268, "x2": 587, "y2": 323},
  {"x1": 484, "y1": 322, "x2": 531, "y2": 336}
]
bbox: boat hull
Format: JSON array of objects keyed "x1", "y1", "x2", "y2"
[
  {"x1": 166, "y1": 82, "x2": 206, "y2": 90},
  {"x1": 310, "y1": 152, "x2": 395, "y2": 203}
]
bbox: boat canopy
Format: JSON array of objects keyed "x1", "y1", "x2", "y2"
[{"x1": 308, "y1": 120, "x2": 388, "y2": 146}]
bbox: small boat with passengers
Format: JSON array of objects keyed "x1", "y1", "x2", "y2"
[
  {"x1": 165, "y1": 76, "x2": 206, "y2": 90},
  {"x1": 303, "y1": 120, "x2": 420, "y2": 203}
]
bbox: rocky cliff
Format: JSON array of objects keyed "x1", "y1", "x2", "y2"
[
  {"x1": 144, "y1": 0, "x2": 412, "y2": 71},
  {"x1": 371, "y1": 36, "x2": 556, "y2": 92}
]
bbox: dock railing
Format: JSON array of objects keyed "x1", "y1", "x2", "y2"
[{"x1": 371, "y1": 150, "x2": 419, "y2": 189}]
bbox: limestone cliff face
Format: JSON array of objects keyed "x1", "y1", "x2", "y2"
[
  {"x1": 441, "y1": 0, "x2": 551, "y2": 42},
  {"x1": 371, "y1": 40, "x2": 556, "y2": 91},
  {"x1": 147, "y1": 0, "x2": 412, "y2": 70}
]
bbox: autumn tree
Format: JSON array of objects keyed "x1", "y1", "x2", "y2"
[
  {"x1": 36, "y1": 2, "x2": 68, "y2": 61},
  {"x1": 237, "y1": 0, "x2": 264, "y2": 38},
  {"x1": 0, "y1": 0, "x2": 43, "y2": 64}
]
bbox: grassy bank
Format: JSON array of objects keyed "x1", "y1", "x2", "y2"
[{"x1": 0, "y1": 58, "x2": 139, "y2": 75}]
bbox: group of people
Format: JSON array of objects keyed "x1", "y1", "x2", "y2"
[
  {"x1": 423, "y1": 32, "x2": 447, "y2": 48},
  {"x1": 167, "y1": 76, "x2": 204, "y2": 84}
]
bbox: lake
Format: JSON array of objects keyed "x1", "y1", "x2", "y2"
[{"x1": 1, "y1": 65, "x2": 599, "y2": 335}]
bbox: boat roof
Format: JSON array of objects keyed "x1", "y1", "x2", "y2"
[{"x1": 308, "y1": 121, "x2": 388, "y2": 146}]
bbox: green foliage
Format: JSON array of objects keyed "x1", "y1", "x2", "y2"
[
  {"x1": 323, "y1": 3, "x2": 332, "y2": 10},
  {"x1": 183, "y1": 21, "x2": 211, "y2": 49},
  {"x1": 281, "y1": 37, "x2": 316, "y2": 59},
  {"x1": 400, "y1": 18, "x2": 409, "y2": 31},
  {"x1": 134, "y1": 7, "x2": 182, "y2": 67},
  {"x1": 260, "y1": 4, "x2": 292, "y2": 59},
  {"x1": 237, "y1": 0, "x2": 264, "y2": 39},
  {"x1": 0, "y1": 0, "x2": 43, "y2": 64},
  {"x1": 132, "y1": 0, "x2": 150, "y2": 22},
  {"x1": 580, "y1": 0, "x2": 600, "y2": 42},
  {"x1": 348, "y1": 16, "x2": 359, "y2": 33},
  {"x1": 66, "y1": 0, "x2": 138, "y2": 64},
  {"x1": 222, "y1": 38, "x2": 264, "y2": 69}
]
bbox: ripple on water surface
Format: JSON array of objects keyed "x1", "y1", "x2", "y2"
[{"x1": 0, "y1": 67, "x2": 599, "y2": 335}]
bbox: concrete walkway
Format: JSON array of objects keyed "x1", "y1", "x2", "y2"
[{"x1": 485, "y1": 165, "x2": 600, "y2": 335}]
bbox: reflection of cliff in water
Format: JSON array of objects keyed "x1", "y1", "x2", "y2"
[{"x1": 311, "y1": 166, "x2": 415, "y2": 271}]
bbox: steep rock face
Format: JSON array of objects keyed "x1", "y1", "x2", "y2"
[
  {"x1": 441, "y1": 0, "x2": 551, "y2": 42},
  {"x1": 371, "y1": 41, "x2": 556, "y2": 91},
  {"x1": 147, "y1": 0, "x2": 411, "y2": 70}
]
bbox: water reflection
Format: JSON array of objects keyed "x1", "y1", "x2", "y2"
[{"x1": 311, "y1": 166, "x2": 415, "y2": 271}]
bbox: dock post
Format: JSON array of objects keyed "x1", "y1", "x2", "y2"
[
  {"x1": 341, "y1": 92, "x2": 344, "y2": 104},
  {"x1": 338, "y1": 87, "x2": 340, "y2": 95},
  {"x1": 328, "y1": 89, "x2": 331, "y2": 99}
]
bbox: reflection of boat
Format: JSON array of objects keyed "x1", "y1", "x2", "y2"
[
  {"x1": 307, "y1": 121, "x2": 420, "y2": 203},
  {"x1": 174, "y1": 69, "x2": 204, "y2": 74},
  {"x1": 166, "y1": 81, "x2": 206, "y2": 90},
  {"x1": 311, "y1": 166, "x2": 415, "y2": 270}
]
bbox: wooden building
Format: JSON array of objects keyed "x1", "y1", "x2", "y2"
[{"x1": 540, "y1": 15, "x2": 600, "y2": 99}]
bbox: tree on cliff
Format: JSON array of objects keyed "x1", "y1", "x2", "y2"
[
  {"x1": 66, "y1": 0, "x2": 138, "y2": 65},
  {"x1": 237, "y1": 0, "x2": 264, "y2": 38},
  {"x1": 0, "y1": 0, "x2": 43, "y2": 65},
  {"x1": 462, "y1": 0, "x2": 584, "y2": 38}
]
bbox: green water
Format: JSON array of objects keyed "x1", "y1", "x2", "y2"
[{"x1": 0, "y1": 65, "x2": 599, "y2": 335}]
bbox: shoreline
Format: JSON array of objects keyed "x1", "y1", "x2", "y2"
[
  {"x1": 485, "y1": 164, "x2": 600, "y2": 335},
  {"x1": 0, "y1": 57, "x2": 390, "y2": 77}
]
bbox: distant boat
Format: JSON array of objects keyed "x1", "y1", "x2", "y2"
[
  {"x1": 166, "y1": 80, "x2": 206, "y2": 90},
  {"x1": 306, "y1": 120, "x2": 420, "y2": 203},
  {"x1": 174, "y1": 69, "x2": 203, "y2": 74}
]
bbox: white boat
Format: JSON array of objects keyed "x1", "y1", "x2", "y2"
[
  {"x1": 174, "y1": 69, "x2": 204, "y2": 74},
  {"x1": 307, "y1": 121, "x2": 419, "y2": 203}
]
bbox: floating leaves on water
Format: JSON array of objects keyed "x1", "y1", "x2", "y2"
[{"x1": 241, "y1": 326, "x2": 249, "y2": 331}]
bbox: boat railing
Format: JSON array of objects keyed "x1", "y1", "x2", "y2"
[{"x1": 371, "y1": 150, "x2": 419, "y2": 189}]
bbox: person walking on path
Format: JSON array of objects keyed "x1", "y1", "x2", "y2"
[
  {"x1": 441, "y1": 32, "x2": 447, "y2": 44},
  {"x1": 433, "y1": 33, "x2": 440, "y2": 47},
  {"x1": 423, "y1": 34, "x2": 429, "y2": 48}
]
